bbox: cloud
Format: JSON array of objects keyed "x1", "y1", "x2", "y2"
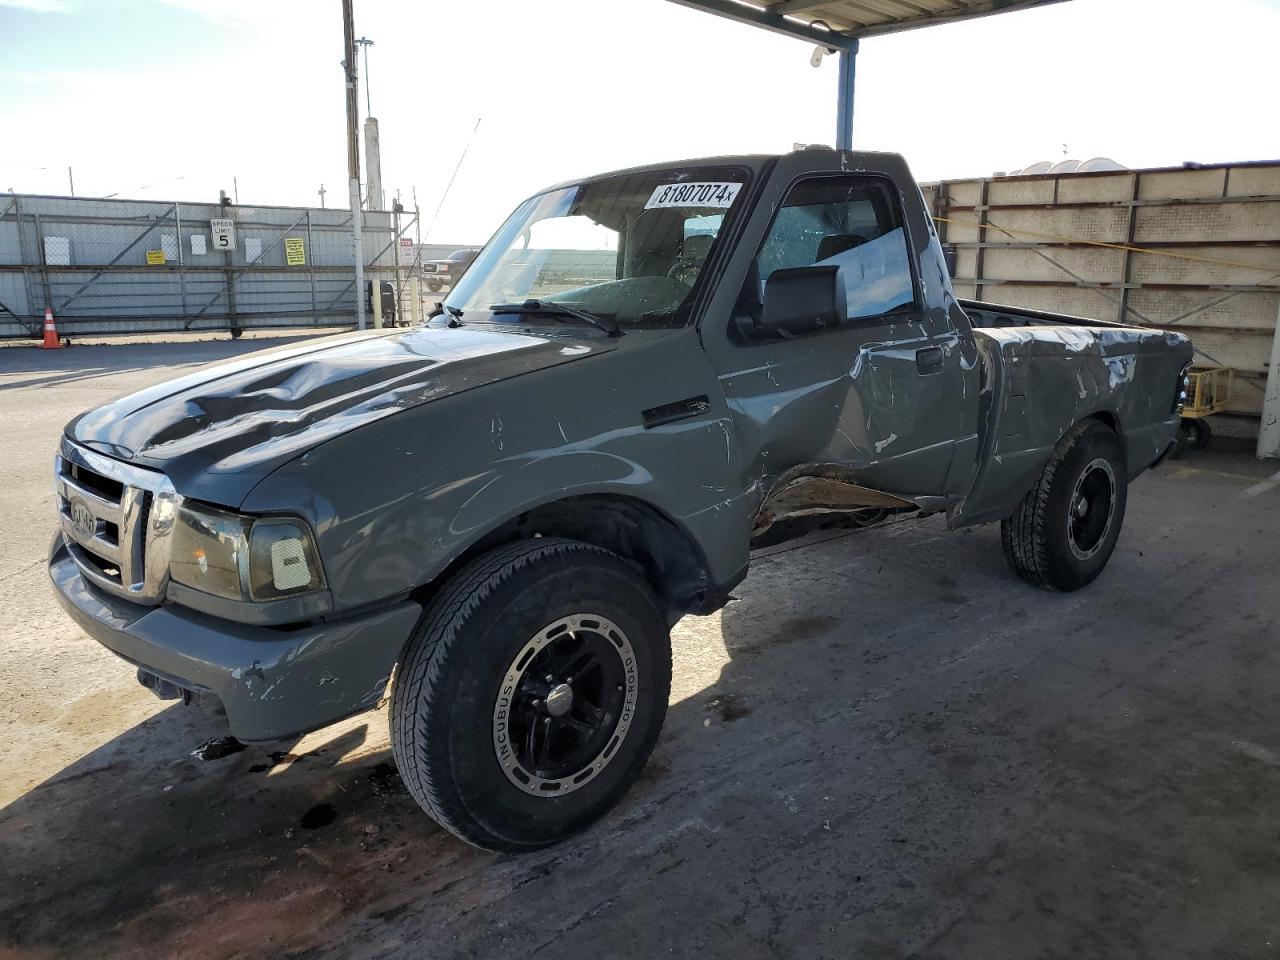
[{"x1": 0, "y1": 0, "x2": 71, "y2": 11}]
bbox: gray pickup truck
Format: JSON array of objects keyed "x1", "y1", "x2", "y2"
[
  {"x1": 49, "y1": 150, "x2": 1192, "y2": 851},
  {"x1": 422, "y1": 247, "x2": 481, "y2": 292}
]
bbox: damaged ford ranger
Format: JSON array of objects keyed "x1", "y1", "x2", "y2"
[{"x1": 49, "y1": 150, "x2": 1193, "y2": 850}]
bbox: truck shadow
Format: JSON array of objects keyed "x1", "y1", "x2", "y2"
[{"x1": 0, "y1": 699, "x2": 493, "y2": 957}]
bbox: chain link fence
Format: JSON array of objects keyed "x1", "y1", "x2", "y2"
[{"x1": 0, "y1": 193, "x2": 452, "y2": 339}]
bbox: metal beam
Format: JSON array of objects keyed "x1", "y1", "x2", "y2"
[
  {"x1": 770, "y1": 0, "x2": 838, "y2": 15},
  {"x1": 672, "y1": 0, "x2": 1067, "y2": 40},
  {"x1": 835, "y1": 40, "x2": 858, "y2": 149},
  {"x1": 666, "y1": 0, "x2": 859, "y2": 49}
]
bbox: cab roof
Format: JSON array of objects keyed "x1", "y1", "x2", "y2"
[{"x1": 536, "y1": 148, "x2": 906, "y2": 197}]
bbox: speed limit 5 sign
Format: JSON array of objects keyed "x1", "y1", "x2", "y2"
[{"x1": 210, "y1": 218, "x2": 236, "y2": 252}]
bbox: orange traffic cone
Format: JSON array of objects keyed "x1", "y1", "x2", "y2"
[{"x1": 41, "y1": 306, "x2": 64, "y2": 350}]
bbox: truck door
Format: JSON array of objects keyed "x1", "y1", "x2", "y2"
[{"x1": 700, "y1": 154, "x2": 968, "y2": 502}]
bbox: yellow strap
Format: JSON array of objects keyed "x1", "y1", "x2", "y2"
[{"x1": 933, "y1": 215, "x2": 1280, "y2": 276}]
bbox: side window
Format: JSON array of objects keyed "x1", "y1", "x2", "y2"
[{"x1": 755, "y1": 176, "x2": 915, "y2": 322}]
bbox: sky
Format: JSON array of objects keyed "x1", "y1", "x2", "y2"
[{"x1": 2, "y1": 0, "x2": 1278, "y2": 243}]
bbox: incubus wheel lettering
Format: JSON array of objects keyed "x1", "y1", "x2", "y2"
[{"x1": 492, "y1": 613, "x2": 639, "y2": 797}]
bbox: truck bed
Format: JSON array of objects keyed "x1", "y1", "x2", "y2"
[
  {"x1": 959, "y1": 298, "x2": 1123, "y2": 330},
  {"x1": 953, "y1": 300, "x2": 1191, "y2": 527}
]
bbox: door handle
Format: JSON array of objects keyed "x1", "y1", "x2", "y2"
[{"x1": 916, "y1": 346, "x2": 945, "y2": 375}]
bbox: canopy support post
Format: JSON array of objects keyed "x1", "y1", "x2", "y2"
[{"x1": 835, "y1": 39, "x2": 859, "y2": 150}]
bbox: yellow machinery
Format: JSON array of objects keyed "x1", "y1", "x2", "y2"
[{"x1": 1179, "y1": 366, "x2": 1233, "y2": 449}]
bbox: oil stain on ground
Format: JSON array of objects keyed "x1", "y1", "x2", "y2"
[
  {"x1": 708, "y1": 694, "x2": 752, "y2": 723},
  {"x1": 300, "y1": 802, "x2": 337, "y2": 830}
]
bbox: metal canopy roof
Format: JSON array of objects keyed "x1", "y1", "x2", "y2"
[{"x1": 667, "y1": 0, "x2": 1068, "y2": 47}]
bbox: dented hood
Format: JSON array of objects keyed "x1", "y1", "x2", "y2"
[{"x1": 67, "y1": 325, "x2": 614, "y2": 505}]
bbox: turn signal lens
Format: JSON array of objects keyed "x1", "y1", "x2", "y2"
[
  {"x1": 170, "y1": 506, "x2": 325, "y2": 603},
  {"x1": 171, "y1": 505, "x2": 251, "y2": 600}
]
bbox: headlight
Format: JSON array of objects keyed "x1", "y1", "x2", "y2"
[
  {"x1": 170, "y1": 504, "x2": 325, "y2": 602},
  {"x1": 247, "y1": 518, "x2": 325, "y2": 600}
]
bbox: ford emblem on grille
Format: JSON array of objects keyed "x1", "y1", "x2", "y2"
[{"x1": 68, "y1": 498, "x2": 97, "y2": 541}]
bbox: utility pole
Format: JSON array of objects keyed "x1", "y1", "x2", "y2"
[
  {"x1": 411, "y1": 186, "x2": 423, "y2": 324},
  {"x1": 318, "y1": 184, "x2": 326, "y2": 208},
  {"x1": 342, "y1": 0, "x2": 366, "y2": 330},
  {"x1": 67, "y1": 166, "x2": 74, "y2": 197}
]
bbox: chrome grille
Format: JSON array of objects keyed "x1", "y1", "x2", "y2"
[{"x1": 55, "y1": 440, "x2": 180, "y2": 604}]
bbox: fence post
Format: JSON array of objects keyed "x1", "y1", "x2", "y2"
[
  {"x1": 175, "y1": 203, "x2": 188, "y2": 320},
  {"x1": 33, "y1": 212, "x2": 53, "y2": 316},
  {"x1": 1258, "y1": 298, "x2": 1280, "y2": 460},
  {"x1": 1116, "y1": 172, "x2": 1140, "y2": 324},
  {"x1": 351, "y1": 181, "x2": 366, "y2": 330},
  {"x1": 306, "y1": 210, "x2": 317, "y2": 321},
  {"x1": 11, "y1": 195, "x2": 39, "y2": 336},
  {"x1": 973, "y1": 179, "x2": 989, "y2": 303},
  {"x1": 220, "y1": 191, "x2": 240, "y2": 337},
  {"x1": 409, "y1": 275, "x2": 421, "y2": 324},
  {"x1": 393, "y1": 201, "x2": 404, "y2": 325}
]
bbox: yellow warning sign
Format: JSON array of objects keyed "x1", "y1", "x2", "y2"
[
  {"x1": 284, "y1": 237, "x2": 306, "y2": 266},
  {"x1": 145, "y1": 250, "x2": 166, "y2": 265}
]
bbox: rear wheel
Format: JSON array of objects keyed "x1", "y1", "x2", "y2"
[
  {"x1": 391, "y1": 538, "x2": 671, "y2": 851},
  {"x1": 1179, "y1": 417, "x2": 1211, "y2": 450},
  {"x1": 1001, "y1": 420, "x2": 1128, "y2": 592}
]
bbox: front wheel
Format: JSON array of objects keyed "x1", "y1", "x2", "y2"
[
  {"x1": 391, "y1": 538, "x2": 671, "y2": 851},
  {"x1": 1001, "y1": 420, "x2": 1128, "y2": 591}
]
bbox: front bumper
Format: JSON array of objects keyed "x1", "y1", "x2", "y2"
[{"x1": 49, "y1": 537, "x2": 421, "y2": 742}]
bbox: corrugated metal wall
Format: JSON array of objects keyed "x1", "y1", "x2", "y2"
[
  {"x1": 0, "y1": 193, "x2": 417, "y2": 338},
  {"x1": 923, "y1": 161, "x2": 1280, "y2": 439}
]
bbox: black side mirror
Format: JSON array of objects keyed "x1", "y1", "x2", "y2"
[{"x1": 758, "y1": 265, "x2": 846, "y2": 338}]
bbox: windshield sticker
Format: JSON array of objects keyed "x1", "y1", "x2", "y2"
[{"x1": 644, "y1": 181, "x2": 741, "y2": 210}]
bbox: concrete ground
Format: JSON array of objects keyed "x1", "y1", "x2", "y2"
[{"x1": 2, "y1": 337, "x2": 1279, "y2": 960}]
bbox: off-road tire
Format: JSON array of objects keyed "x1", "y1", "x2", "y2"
[
  {"x1": 1001, "y1": 420, "x2": 1128, "y2": 592},
  {"x1": 1179, "y1": 417, "x2": 1211, "y2": 450},
  {"x1": 390, "y1": 538, "x2": 671, "y2": 851}
]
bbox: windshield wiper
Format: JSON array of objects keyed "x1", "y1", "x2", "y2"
[
  {"x1": 489, "y1": 299, "x2": 623, "y2": 337},
  {"x1": 428, "y1": 303, "x2": 465, "y2": 326}
]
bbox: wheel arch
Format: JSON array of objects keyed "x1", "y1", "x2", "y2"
[
  {"x1": 1085, "y1": 408, "x2": 1120, "y2": 435},
  {"x1": 412, "y1": 492, "x2": 724, "y2": 624}
]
